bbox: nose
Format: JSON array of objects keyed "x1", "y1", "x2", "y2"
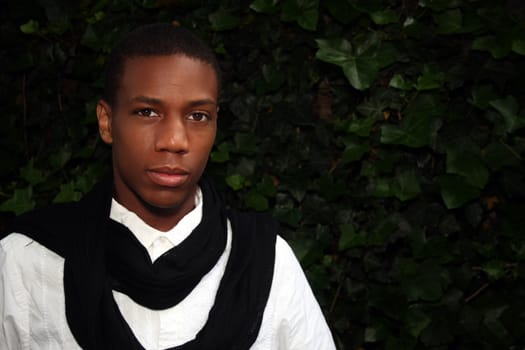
[{"x1": 154, "y1": 116, "x2": 189, "y2": 154}]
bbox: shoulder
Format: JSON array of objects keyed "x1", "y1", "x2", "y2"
[
  {"x1": 0, "y1": 233, "x2": 71, "y2": 350},
  {"x1": 271, "y1": 236, "x2": 312, "y2": 299},
  {"x1": 1, "y1": 232, "x2": 65, "y2": 275},
  {"x1": 264, "y1": 236, "x2": 337, "y2": 350},
  {"x1": 1, "y1": 232, "x2": 66, "y2": 313},
  {"x1": 1, "y1": 232, "x2": 35, "y2": 251},
  {"x1": 274, "y1": 236, "x2": 301, "y2": 268}
]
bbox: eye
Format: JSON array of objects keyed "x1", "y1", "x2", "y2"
[
  {"x1": 135, "y1": 108, "x2": 160, "y2": 118},
  {"x1": 188, "y1": 112, "x2": 210, "y2": 122}
]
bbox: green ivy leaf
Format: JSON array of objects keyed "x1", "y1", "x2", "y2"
[
  {"x1": 371, "y1": 177, "x2": 394, "y2": 198},
  {"x1": 434, "y1": 9, "x2": 462, "y2": 34},
  {"x1": 469, "y1": 84, "x2": 499, "y2": 109},
  {"x1": 482, "y1": 142, "x2": 520, "y2": 171},
  {"x1": 53, "y1": 182, "x2": 82, "y2": 203},
  {"x1": 405, "y1": 307, "x2": 432, "y2": 338},
  {"x1": 380, "y1": 114, "x2": 433, "y2": 148},
  {"x1": 483, "y1": 306, "x2": 511, "y2": 341},
  {"x1": 209, "y1": 8, "x2": 241, "y2": 31},
  {"x1": 136, "y1": 0, "x2": 159, "y2": 9},
  {"x1": 437, "y1": 174, "x2": 480, "y2": 209},
  {"x1": 226, "y1": 174, "x2": 245, "y2": 191},
  {"x1": 392, "y1": 169, "x2": 421, "y2": 201},
  {"x1": 0, "y1": 187, "x2": 35, "y2": 215},
  {"x1": 415, "y1": 75, "x2": 442, "y2": 91},
  {"x1": 234, "y1": 133, "x2": 258, "y2": 155},
  {"x1": 234, "y1": 157, "x2": 256, "y2": 176},
  {"x1": 400, "y1": 261, "x2": 444, "y2": 301},
  {"x1": 81, "y1": 25, "x2": 101, "y2": 50},
  {"x1": 472, "y1": 36, "x2": 511, "y2": 59},
  {"x1": 48, "y1": 148, "x2": 72, "y2": 171},
  {"x1": 258, "y1": 64, "x2": 285, "y2": 93},
  {"x1": 274, "y1": 207, "x2": 302, "y2": 228},
  {"x1": 324, "y1": 0, "x2": 361, "y2": 24},
  {"x1": 446, "y1": 147, "x2": 489, "y2": 189},
  {"x1": 315, "y1": 38, "x2": 353, "y2": 65},
  {"x1": 245, "y1": 190, "x2": 269, "y2": 211},
  {"x1": 419, "y1": 0, "x2": 462, "y2": 11},
  {"x1": 315, "y1": 37, "x2": 398, "y2": 90},
  {"x1": 347, "y1": 116, "x2": 376, "y2": 136},
  {"x1": 337, "y1": 224, "x2": 353, "y2": 251},
  {"x1": 86, "y1": 11, "x2": 105, "y2": 24},
  {"x1": 511, "y1": 39, "x2": 525, "y2": 55},
  {"x1": 365, "y1": 41, "x2": 399, "y2": 69},
  {"x1": 370, "y1": 170, "x2": 421, "y2": 201},
  {"x1": 489, "y1": 96, "x2": 525, "y2": 133},
  {"x1": 20, "y1": 160, "x2": 45, "y2": 186},
  {"x1": 365, "y1": 323, "x2": 389, "y2": 342},
  {"x1": 386, "y1": 337, "x2": 417, "y2": 350},
  {"x1": 250, "y1": 0, "x2": 280, "y2": 14},
  {"x1": 288, "y1": 238, "x2": 315, "y2": 262},
  {"x1": 355, "y1": 93, "x2": 391, "y2": 119},
  {"x1": 281, "y1": 0, "x2": 319, "y2": 31},
  {"x1": 389, "y1": 74, "x2": 412, "y2": 90},
  {"x1": 256, "y1": 176, "x2": 277, "y2": 197},
  {"x1": 339, "y1": 224, "x2": 367, "y2": 250},
  {"x1": 341, "y1": 141, "x2": 370, "y2": 164},
  {"x1": 211, "y1": 142, "x2": 230, "y2": 163},
  {"x1": 459, "y1": 11, "x2": 483, "y2": 33},
  {"x1": 482, "y1": 261, "x2": 506, "y2": 281},
  {"x1": 319, "y1": 174, "x2": 346, "y2": 201},
  {"x1": 73, "y1": 166, "x2": 102, "y2": 194},
  {"x1": 375, "y1": 150, "x2": 403, "y2": 173},
  {"x1": 415, "y1": 68, "x2": 446, "y2": 91},
  {"x1": 348, "y1": 0, "x2": 383, "y2": 13},
  {"x1": 20, "y1": 20, "x2": 40, "y2": 34},
  {"x1": 380, "y1": 94, "x2": 443, "y2": 148},
  {"x1": 370, "y1": 9, "x2": 398, "y2": 25}
]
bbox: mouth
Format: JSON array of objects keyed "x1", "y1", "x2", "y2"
[{"x1": 146, "y1": 166, "x2": 190, "y2": 187}]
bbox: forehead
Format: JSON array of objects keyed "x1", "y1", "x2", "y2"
[{"x1": 117, "y1": 55, "x2": 218, "y2": 103}]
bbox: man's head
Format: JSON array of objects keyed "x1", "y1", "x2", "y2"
[
  {"x1": 102, "y1": 23, "x2": 221, "y2": 107},
  {"x1": 96, "y1": 24, "x2": 220, "y2": 231}
]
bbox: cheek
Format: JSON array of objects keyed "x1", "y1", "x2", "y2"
[
  {"x1": 189, "y1": 131, "x2": 215, "y2": 165},
  {"x1": 112, "y1": 126, "x2": 151, "y2": 163},
  {"x1": 199, "y1": 130, "x2": 216, "y2": 154}
]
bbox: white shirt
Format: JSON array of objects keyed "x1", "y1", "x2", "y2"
[{"x1": 0, "y1": 189, "x2": 336, "y2": 350}]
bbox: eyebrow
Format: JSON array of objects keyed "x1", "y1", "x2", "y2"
[{"x1": 130, "y1": 95, "x2": 218, "y2": 107}]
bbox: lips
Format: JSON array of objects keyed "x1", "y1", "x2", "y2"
[{"x1": 146, "y1": 166, "x2": 190, "y2": 187}]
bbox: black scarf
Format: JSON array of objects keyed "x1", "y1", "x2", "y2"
[{"x1": 9, "y1": 176, "x2": 277, "y2": 350}]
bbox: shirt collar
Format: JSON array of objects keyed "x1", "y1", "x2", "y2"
[{"x1": 109, "y1": 187, "x2": 203, "y2": 249}]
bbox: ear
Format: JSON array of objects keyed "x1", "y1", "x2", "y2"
[{"x1": 97, "y1": 100, "x2": 113, "y2": 145}]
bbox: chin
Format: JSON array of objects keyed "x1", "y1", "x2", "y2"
[{"x1": 143, "y1": 189, "x2": 194, "y2": 211}]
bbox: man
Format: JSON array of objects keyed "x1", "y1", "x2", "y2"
[{"x1": 0, "y1": 23, "x2": 336, "y2": 349}]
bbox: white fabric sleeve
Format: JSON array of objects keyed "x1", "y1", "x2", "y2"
[
  {"x1": 0, "y1": 234, "x2": 30, "y2": 350},
  {"x1": 271, "y1": 236, "x2": 336, "y2": 350},
  {"x1": 0, "y1": 233, "x2": 78, "y2": 350}
]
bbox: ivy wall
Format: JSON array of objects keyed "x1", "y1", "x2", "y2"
[{"x1": 1, "y1": 0, "x2": 525, "y2": 348}]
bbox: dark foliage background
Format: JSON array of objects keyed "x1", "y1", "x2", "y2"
[{"x1": 1, "y1": 0, "x2": 525, "y2": 348}]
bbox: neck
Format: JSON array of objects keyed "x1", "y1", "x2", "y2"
[
  {"x1": 113, "y1": 191, "x2": 197, "y2": 232},
  {"x1": 138, "y1": 203, "x2": 196, "y2": 232}
]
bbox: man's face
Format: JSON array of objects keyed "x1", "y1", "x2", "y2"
[{"x1": 97, "y1": 55, "x2": 218, "y2": 228}]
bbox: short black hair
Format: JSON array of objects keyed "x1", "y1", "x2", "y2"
[{"x1": 102, "y1": 23, "x2": 221, "y2": 106}]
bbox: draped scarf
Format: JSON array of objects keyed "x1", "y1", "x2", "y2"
[{"x1": 9, "y1": 176, "x2": 277, "y2": 350}]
